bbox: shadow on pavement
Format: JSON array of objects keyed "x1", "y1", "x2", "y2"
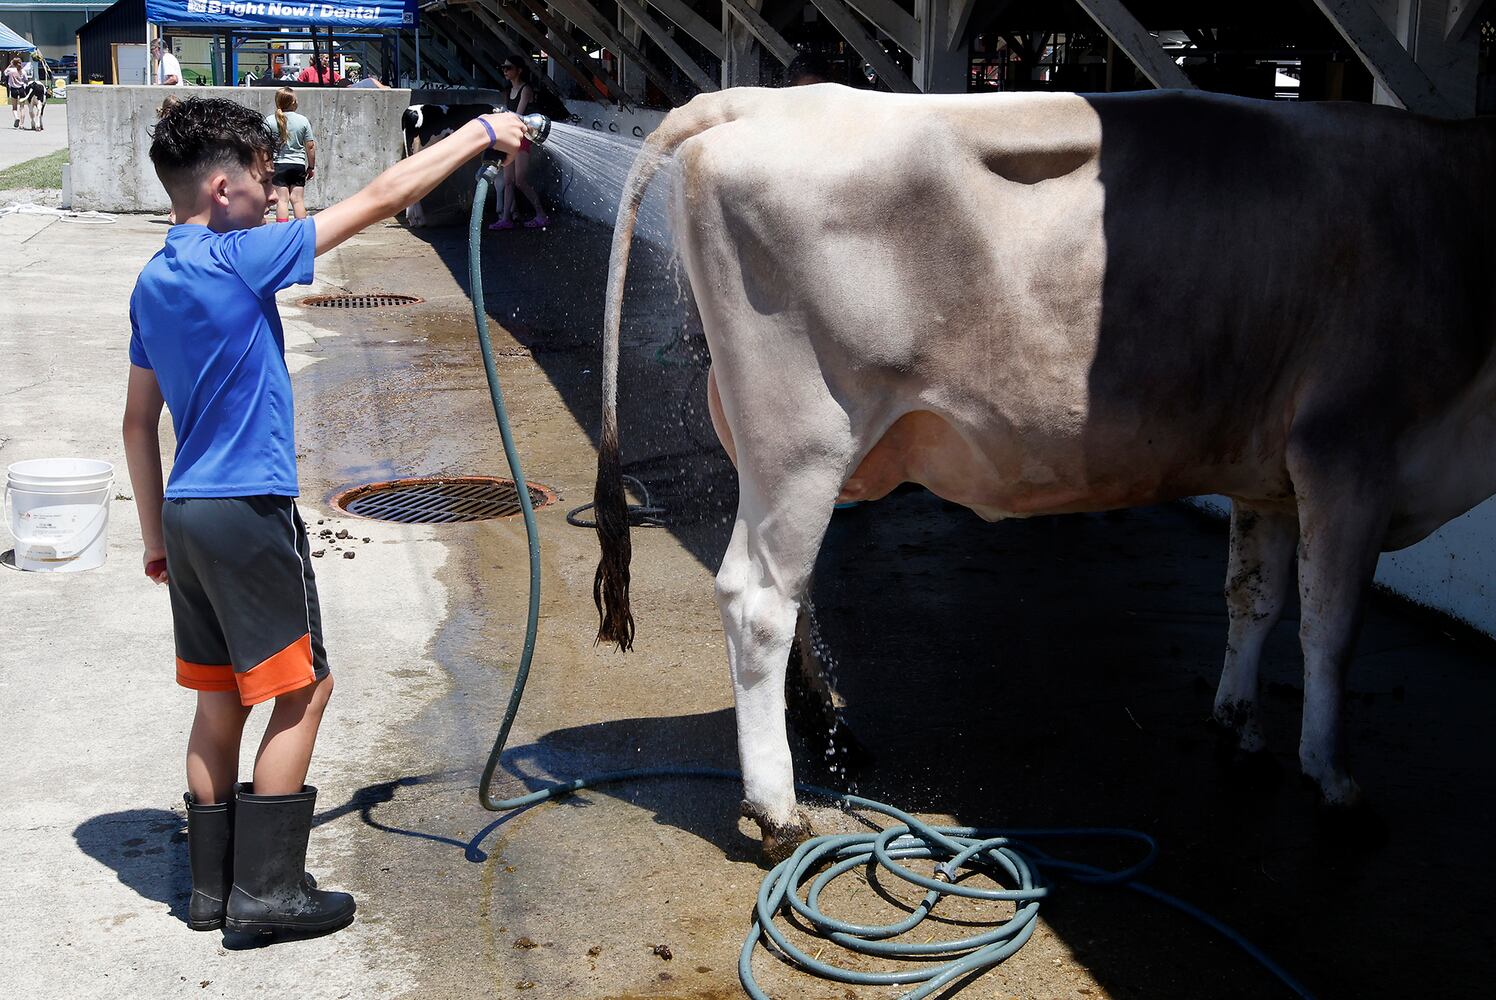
[{"x1": 73, "y1": 809, "x2": 189, "y2": 923}]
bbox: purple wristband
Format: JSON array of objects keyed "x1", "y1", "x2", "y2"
[{"x1": 477, "y1": 116, "x2": 497, "y2": 148}]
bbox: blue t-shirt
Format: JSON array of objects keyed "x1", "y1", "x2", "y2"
[{"x1": 129, "y1": 220, "x2": 316, "y2": 498}]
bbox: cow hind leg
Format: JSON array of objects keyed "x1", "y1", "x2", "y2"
[
  {"x1": 1288, "y1": 444, "x2": 1390, "y2": 806},
  {"x1": 718, "y1": 460, "x2": 846, "y2": 862},
  {"x1": 1213, "y1": 501, "x2": 1297, "y2": 761}
]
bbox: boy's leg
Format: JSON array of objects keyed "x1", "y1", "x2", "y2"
[
  {"x1": 252, "y1": 673, "x2": 333, "y2": 795},
  {"x1": 186, "y1": 690, "x2": 251, "y2": 803}
]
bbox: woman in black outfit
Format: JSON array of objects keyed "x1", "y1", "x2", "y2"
[{"x1": 488, "y1": 60, "x2": 550, "y2": 230}]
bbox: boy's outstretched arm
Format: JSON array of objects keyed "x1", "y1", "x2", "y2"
[
  {"x1": 122, "y1": 364, "x2": 169, "y2": 583},
  {"x1": 313, "y1": 113, "x2": 528, "y2": 256}
]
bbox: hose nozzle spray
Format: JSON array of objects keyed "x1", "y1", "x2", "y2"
[
  {"x1": 519, "y1": 113, "x2": 551, "y2": 145},
  {"x1": 481, "y1": 112, "x2": 552, "y2": 170}
]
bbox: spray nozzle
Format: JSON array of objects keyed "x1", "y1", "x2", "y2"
[
  {"x1": 481, "y1": 113, "x2": 552, "y2": 167},
  {"x1": 519, "y1": 113, "x2": 551, "y2": 146}
]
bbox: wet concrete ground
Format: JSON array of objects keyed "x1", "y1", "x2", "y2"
[{"x1": 3, "y1": 207, "x2": 1494, "y2": 999}]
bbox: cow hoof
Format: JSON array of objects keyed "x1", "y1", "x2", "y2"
[
  {"x1": 741, "y1": 800, "x2": 814, "y2": 865},
  {"x1": 1211, "y1": 701, "x2": 1265, "y2": 751},
  {"x1": 1302, "y1": 766, "x2": 1362, "y2": 810}
]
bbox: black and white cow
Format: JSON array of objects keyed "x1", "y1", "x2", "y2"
[
  {"x1": 399, "y1": 103, "x2": 499, "y2": 226},
  {"x1": 19, "y1": 81, "x2": 45, "y2": 131}
]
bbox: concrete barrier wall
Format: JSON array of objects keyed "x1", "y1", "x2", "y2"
[{"x1": 67, "y1": 86, "x2": 410, "y2": 213}]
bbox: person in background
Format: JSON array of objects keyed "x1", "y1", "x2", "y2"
[
  {"x1": 487, "y1": 59, "x2": 549, "y2": 231},
  {"x1": 152, "y1": 38, "x2": 183, "y2": 86},
  {"x1": 348, "y1": 73, "x2": 390, "y2": 90},
  {"x1": 297, "y1": 53, "x2": 341, "y2": 86},
  {"x1": 5, "y1": 57, "x2": 27, "y2": 128},
  {"x1": 264, "y1": 87, "x2": 316, "y2": 223}
]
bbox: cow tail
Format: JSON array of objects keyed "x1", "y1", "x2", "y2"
[{"x1": 594, "y1": 93, "x2": 743, "y2": 651}]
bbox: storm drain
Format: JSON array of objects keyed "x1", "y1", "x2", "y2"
[
  {"x1": 300, "y1": 293, "x2": 424, "y2": 309},
  {"x1": 332, "y1": 477, "x2": 556, "y2": 524}
]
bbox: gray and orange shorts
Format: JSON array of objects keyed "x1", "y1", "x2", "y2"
[{"x1": 163, "y1": 495, "x2": 330, "y2": 705}]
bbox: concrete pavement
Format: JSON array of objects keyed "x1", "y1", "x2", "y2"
[{"x1": 0, "y1": 103, "x2": 67, "y2": 171}]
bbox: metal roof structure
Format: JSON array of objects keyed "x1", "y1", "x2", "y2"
[{"x1": 406, "y1": 0, "x2": 1491, "y2": 117}]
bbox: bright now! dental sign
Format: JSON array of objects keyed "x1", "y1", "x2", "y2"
[{"x1": 145, "y1": 0, "x2": 418, "y2": 28}]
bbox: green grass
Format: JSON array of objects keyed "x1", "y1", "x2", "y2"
[{"x1": 0, "y1": 148, "x2": 68, "y2": 190}]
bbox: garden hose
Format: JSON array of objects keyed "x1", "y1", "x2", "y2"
[{"x1": 462, "y1": 161, "x2": 1316, "y2": 1000}]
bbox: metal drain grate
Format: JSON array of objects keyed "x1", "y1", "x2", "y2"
[
  {"x1": 333, "y1": 477, "x2": 555, "y2": 524},
  {"x1": 301, "y1": 293, "x2": 425, "y2": 309}
]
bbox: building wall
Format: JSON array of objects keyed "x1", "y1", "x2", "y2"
[
  {"x1": 67, "y1": 85, "x2": 409, "y2": 211},
  {"x1": 1, "y1": 10, "x2": 100, "y2": 60}
]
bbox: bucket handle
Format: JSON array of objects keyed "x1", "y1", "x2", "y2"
[{"x1": 3, "y1": 477, "x2": 114, "y2": 559}]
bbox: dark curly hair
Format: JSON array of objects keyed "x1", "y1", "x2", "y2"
[{"x1": 149, "y1": 97, "x2": 276, "y2": 197}]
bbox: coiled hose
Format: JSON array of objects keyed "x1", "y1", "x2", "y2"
[{"x1": 463, "y1": 162, "x2": 1316, "y2": 1000}]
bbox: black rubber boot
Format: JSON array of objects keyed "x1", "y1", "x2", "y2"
[
  {"x1": 184, "y1": 792, "x2": 233, "y2": 931},
  {"x1": 224, "y1": 784, "x2": 355, "y2": 936}
]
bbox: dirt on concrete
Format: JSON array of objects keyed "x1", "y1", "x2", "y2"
[{"x1": 3, "y1": 205, "x2": 1494, "y2": 1000}]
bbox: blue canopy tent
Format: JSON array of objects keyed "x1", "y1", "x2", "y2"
[
  {"x1": 0, "y1": 19, "x2": 35, "y2": 51},
  {"x1": 143, "y1": 0, "x2": 417, "y2": 85}
]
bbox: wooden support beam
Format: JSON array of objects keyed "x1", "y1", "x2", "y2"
[
  {"x1": 807, "y1": 0, "x2": 919, "y2": 92},
  {"x1": 1308, "y1": 0, "x2": 1454, "y2": 115},
  {"x1": 472, "y1": 0, "x2": 616, "y2": 103},
  {"x1": 402, "y1": 30, "x2": 475, "y2": 86},
  {"x1": 946, "y1": 0, "x2": 988, "y2": 49},
  {"x1": 451, "y1": 2, "x2": 581, "y2": 106},
  {"x1": 645, "y1": 0, "x2": 724, "y2": 55},
  {"x1": 1072, "y1": 0, "x2": 1195, "y2": 89},
  {"x1": 842, "y1": 0, "x2": 918, "y2": 54},
  {"x1": 721, "y1": 0, "x2": 798, "y2": 66},
  {"x1": 543, "y1": 0, "x2": 692, "y2": 104},
  {"x1": 617, "y1": 0, "x2": 719, "y2": 91},
  {"x1": 1446, "y1": 0, "x2": 1488, "y2": 40},
  {"x1": 441, "y1": 8, "x2": 523, "y2": 80},
  {"x1": 427, "y1": 15, "x2": 506, "y2": 86}
]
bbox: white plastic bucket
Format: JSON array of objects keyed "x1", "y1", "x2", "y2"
[{"x1": 4, "y1": 458, "x2": 114, "y2": 572}]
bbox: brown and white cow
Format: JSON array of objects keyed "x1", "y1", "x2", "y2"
[{"x1": 592, "y1": 86, "x2": 1496, "y2": 856}]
